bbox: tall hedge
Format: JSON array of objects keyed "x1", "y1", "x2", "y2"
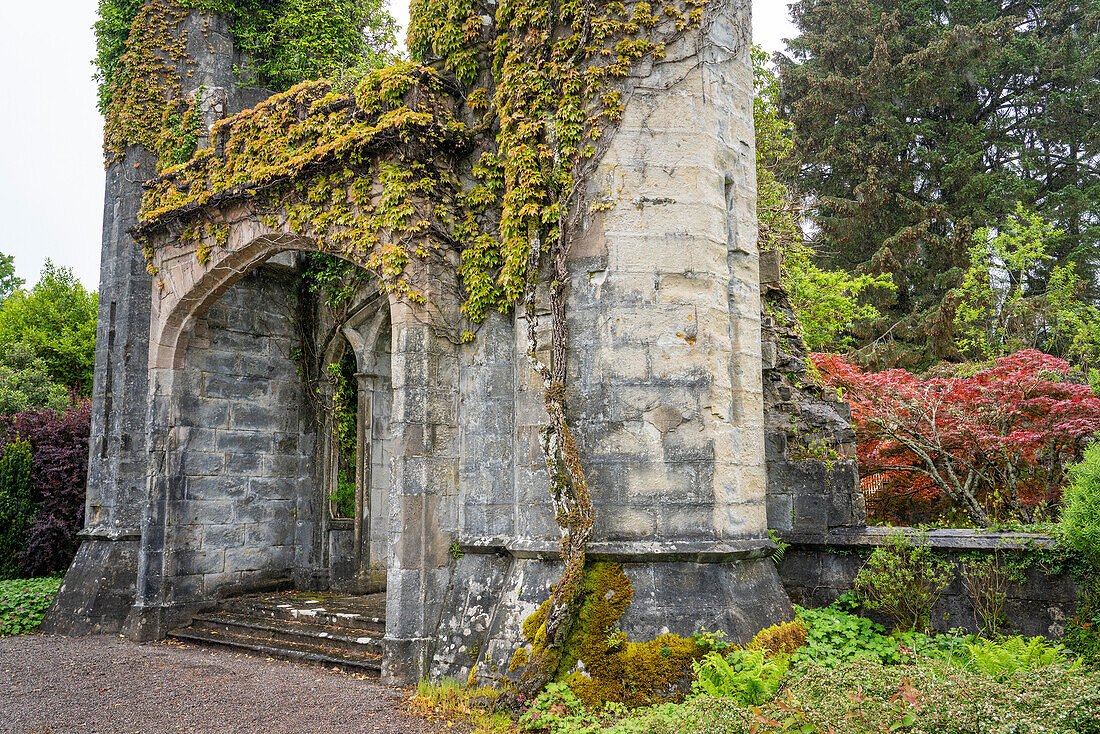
[{"x1": 0, "y1": 438, "x2": 34, "y2": 579}]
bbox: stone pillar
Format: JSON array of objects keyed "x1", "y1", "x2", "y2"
[
  {"x1": 39, "y1": 146, "x2": 155, "y2": 635},
  {"x1": 381, "y1": 300, "x2": 462, "y2": 685},
  {"x1": 44, "y1": 9, "x2": 270, "y2": 636},
  {"x1": 427, "y1": 0, "x2": 791, "y2": 685}
]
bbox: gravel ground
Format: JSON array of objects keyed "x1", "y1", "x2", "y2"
[{"x1": 1, "y1": 634, "x2": 450, "y2": 734}]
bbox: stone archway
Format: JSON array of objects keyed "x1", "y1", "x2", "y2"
[
  {"x1": 318, "y1": 293, "x2": 393, "y2": 594},
  {"x1": 129, "y1": 221, "x2": 462, "y2": 684}
]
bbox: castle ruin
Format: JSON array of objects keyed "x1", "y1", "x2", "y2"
[{"x1": 44, "y1": 0, "x2": 864, "y2": 686}]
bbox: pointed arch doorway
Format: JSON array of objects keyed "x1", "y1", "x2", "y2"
[{"x1": 321, "y1": 294, "x2": 392, "y2": 595}]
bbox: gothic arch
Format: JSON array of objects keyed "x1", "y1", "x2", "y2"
[{"x1": 132, "y1": 222, "x2": 463, "y2": 678}]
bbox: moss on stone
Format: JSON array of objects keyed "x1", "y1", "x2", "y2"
[{"x1": 514, "y1": 563, "x2": 702, "y2": 708}]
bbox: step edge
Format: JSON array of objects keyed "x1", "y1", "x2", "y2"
[
  {"x1": 167, "y1": 629, "x2": 382, "y2": 670},
  {"x1": 190, "y1": 614, "x2": 384, "y2": 644}
]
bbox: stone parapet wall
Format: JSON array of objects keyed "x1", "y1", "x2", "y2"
[
  {"x1": 759, "y1": 249, "x2": 866, "y2": 535},
  {"x1": 777, "y1": 528, "x2": 1080, "y2": 639}
]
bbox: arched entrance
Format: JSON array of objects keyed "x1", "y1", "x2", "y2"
[
  {"x1": 129, "y1": 226, "x2": 463, "y2": 686},
  {"x1": 319, "y1": 291, "x2": 393, "y2": 594}
]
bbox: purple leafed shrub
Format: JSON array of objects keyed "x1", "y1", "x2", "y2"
[{"x1": 2, "y1": 401, "x2": 90, "y2": 577}]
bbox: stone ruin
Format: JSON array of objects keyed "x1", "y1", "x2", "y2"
[{"x1": 43, "y1": 0, "x2": 864, "y2": 685}]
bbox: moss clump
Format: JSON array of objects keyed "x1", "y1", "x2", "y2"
[
  {"x1": 514, "y1": 563, "x2": 702, "y2": 708},
  {"x1": 749, "y1": 620, "x2": 807, "y2": 658}
]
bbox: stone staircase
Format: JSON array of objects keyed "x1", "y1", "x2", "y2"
[{"x1": 168, "y1": 591, "x2": 386, "y2": 673}]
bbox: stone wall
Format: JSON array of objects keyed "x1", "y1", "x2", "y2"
[
  {"x1": 777, "y1": 528, "x2": 1081, "y2": 638},
  {"x1": 428, "y1": 0, "x2": 794, "y2": 685},
  {"x1": 759, "y1": 250, "x2": 866, "y2": 535},
  {"x1": 160, "y1": 262, "x2": 313, "y2": 605}
]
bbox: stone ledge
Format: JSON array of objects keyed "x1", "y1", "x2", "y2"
[
  {"x1": 777, "y1": 526, "x2": 1057, "y2": 551},
  {"x1": 457, "y1": 537, "x2": 776, "y2": 563},
  {"x1": 77, "y1": 526, "x2": 142, "y2": 541}
]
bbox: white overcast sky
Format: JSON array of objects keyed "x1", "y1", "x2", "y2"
[{"x1": 0, "y1": 2, "x2": 797, "y2": 291}]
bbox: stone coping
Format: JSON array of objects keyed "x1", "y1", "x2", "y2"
[
  {"x1": 778, "y1": 526, "x2": 1057, "y2": 551},
  {"x1": 77, "y1": 526, "x2": 143, "y2": 541},
  {"x1": 456, "y1": 537, "x2": 776, "y2": 563}
]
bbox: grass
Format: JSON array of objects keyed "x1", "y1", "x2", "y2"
[
  {"x1": 410, "y1": 677, "x2": 514, "y2": 734},
  {"x1": 0, "y1": 576, "x2": 62, "y2": 636}
]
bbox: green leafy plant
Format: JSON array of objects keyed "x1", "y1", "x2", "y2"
[
  {"x1": 954, "y1": 636, "x2": 1075, "y2": 682},
  {"x1": 1063, "y1": 443, "x2": 1100, "y2": 567},
  {"x1": 768, "y1": 529, "x2": 789, "y2": 566},
  {"x1": 0, "y1": 438, "x2": 35, "y2": 579},
  {"x1": 691, "y1": 648, "x2": 788, "y2": 705},
  {"x1": 854, "y1": 533, "x2": 952, "y2": 632},
  {"x1": 0, "y1": 577, "x2": 62, "y2": 635},
  {"x1": 692, "y1": 628, "x2": 733, "y2": 653},
  {"x1": 793, "y1": 605, "x2": 914, "y2": 668},
  {"x1": 518, "y1": 682, "x2": 602, "y2": 734}
]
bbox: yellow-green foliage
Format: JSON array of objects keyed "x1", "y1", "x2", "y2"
[
  {"x1": 748, "y1": 620, "x2": 808, "y2": 658},
  {"x1": 129, "y1": 0, "x2": 710, "y2": 329},
  {"x1": 104, "y1": 0, "x2": 193, "y2": 162},
  {"x1": 136, "y1": 63, "x2": 469, "y2": 302},
  {"x1": 514, "y1": 563, "x2": 702, "y2": 708}
]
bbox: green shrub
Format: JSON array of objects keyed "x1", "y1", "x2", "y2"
[
  {"x1": 0, "y1": 576, "x2": 61, "y2": 635},
  {"x1": 1063, "y1": 443, "x2": 1100, "y2": 566},
  {"x1": 0, "y1": 438, "x2": 35, "y2": 579},
  {"x1": 690, "y1": 649, "x2": 788, "y2": 704},
  {"x1": 854, "y1": 532, "x2": 952, "y2": 632}
]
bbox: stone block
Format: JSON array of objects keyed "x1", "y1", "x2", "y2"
[
  {"x1": 215, "y1": 429, "x2": 272, "y2": 454},
  {"x1": 201, "y1": 523, "x2": 245, "y2": 548},
  {"x1": 203, "y1": 373, "x2": 271, "y2": 401}
]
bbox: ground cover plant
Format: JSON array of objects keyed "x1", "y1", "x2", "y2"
[
  {"x1": 0, "y1": 577, "x2": 62, "y2": 636},
  {"x1": 413, "y1": 596, "x2": 1100, "y2": 734}
]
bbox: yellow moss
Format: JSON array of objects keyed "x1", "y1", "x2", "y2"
[
  {"x1": 518, "y1": 563, "x2": 702, "y2": 709},
  {"x1": 749, "y1": 620, "x2": 808, "y2": 657},
  {"x1": 509, "y1": 647, "x2": 528, "y2": 673}
]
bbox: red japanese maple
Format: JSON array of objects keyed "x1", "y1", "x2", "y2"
[{"x1": 813, "y1": 350, "x2": 1100, "y2": 526}]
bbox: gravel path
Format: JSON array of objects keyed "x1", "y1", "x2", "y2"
[{"x1": 1, "y1": 634, "x2": 449, "y2": 734}]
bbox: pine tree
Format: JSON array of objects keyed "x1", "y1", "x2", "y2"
[{"x1": 781, "y1": 0, "x2": 1100, "y2": 368}]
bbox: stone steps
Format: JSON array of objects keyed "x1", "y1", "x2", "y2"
[
  {"x1": 168, "y1": 591, "x2": 386, "y2": 673},
  {"x1": 220, "y1": 598, "x2": 385, "y2": 633}
]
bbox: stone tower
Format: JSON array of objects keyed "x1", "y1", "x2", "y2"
[{"x1": 43, "y1": 0, "x2": 850, "y2": 685}]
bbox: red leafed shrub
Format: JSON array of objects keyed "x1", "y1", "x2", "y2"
[
  {"x1": 1, "y1": 401, "x2": 90, "y2": 577},
  {"x1": 813, "y1": 350, "x2": 1100, "y2": 526}
]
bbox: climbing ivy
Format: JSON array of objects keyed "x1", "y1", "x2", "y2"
[
  {"x1": 114, "y1": 0, "x2": 718, "y2": 701},
  {"x1": 95, "y1": 0, "x2": 396, "y2": 112},
  {"x1": 327, "y1": 347, "x2": 358, "y2": 519}
]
